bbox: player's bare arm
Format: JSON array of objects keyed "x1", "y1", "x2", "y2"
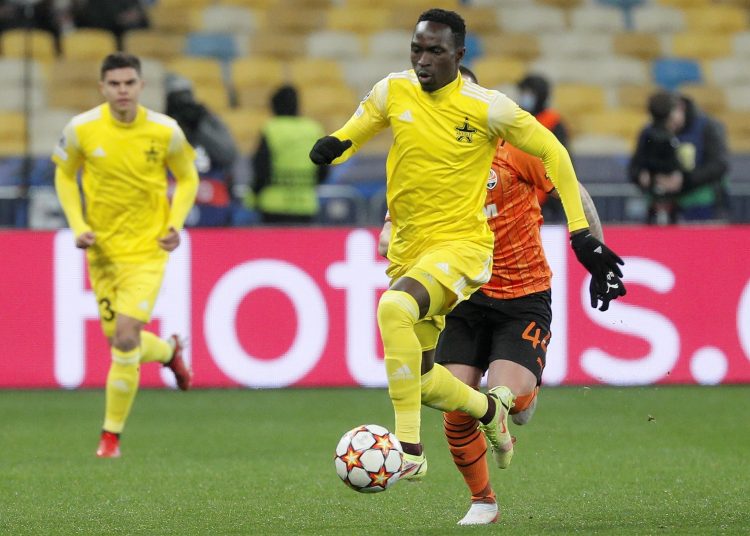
[
  {"x1": 158, "y1": 227, "x2": 180, "y2": 252},
  {"x1": 549, "y1": 184, "x2": 603, "y2": 242},
  {"x1": 75, "y1": 231, "x2": 96, "y2": 249}
]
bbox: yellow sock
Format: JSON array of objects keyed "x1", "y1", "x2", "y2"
[
  {"x1": 140, "y1": 331, "x2": 173, "y2": 364},
  {"x1": 421, "y1": 363, "x2": 489, "y2": 419},
  {"x1": 103, "y1": 347, "x2": 141, "y2": 433},
  {"x1": 377, "y1": 290, "x2": 423, "y2": 445}
]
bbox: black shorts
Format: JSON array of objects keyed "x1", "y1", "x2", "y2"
[{"x1": 435, "y1": 289, "x2": 552, "y2": 385}]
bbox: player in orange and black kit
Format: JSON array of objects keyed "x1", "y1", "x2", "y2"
[{"x1": 378, "y1": 66, "x2": 624, "y2": 526}]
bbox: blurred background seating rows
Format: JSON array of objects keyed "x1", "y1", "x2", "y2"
[{"x1": 1, "y1": 0, "x2": 750, "y2": 226}]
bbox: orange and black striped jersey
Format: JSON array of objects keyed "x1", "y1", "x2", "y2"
[{"x1": 482, "y1": 140, "x2": 554, "y2": 300}]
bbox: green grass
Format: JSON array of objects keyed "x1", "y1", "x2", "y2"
[{"x1": 1, "y1": 386, "x2": 748, "y2": 535}]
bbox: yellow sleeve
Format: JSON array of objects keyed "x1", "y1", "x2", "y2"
[
  {"x1": 330, "y1": 77, "x2": 390, "y2": 164},
  {"x1": 52, "y1": 121, "x2": 90, "y2": 235},
  {"x1": 54, "y1": 166, "x2": 90, "y2": 236},
  {"x1": 488, "y1": 93, "x2": 588, "y2": 232},
  {"x1": 165, "y1": 126, "x2": 199, "y2": 230}
]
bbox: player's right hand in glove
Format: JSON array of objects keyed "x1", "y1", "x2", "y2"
[
  {"x1": 589, "y1": 270, "x2": 627, "y2": 312},
  {"x1": 309, "y1": 136, "x2": 353, "y2": 165},
  {"x1": 570, "y1": 230, "x2": 624, "y2": 281}
]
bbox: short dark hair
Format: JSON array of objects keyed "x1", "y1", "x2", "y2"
[
  {"x1": 100, "y1": 52, "x2": 141, "y2": 80},
  {"x1": 459, "y1": 65, "x2": 477, "y2": 84},
  {"x1": 271, "y1": 84, "x2": 298, "y2": 116},
  {"x1": 648, "y1": 90, "x2": 680, "y2": 124},
  {"x1": 417, "y1": 9, "x2": 466, "y2": 49}
]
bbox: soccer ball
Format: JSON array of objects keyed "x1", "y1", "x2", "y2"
[{"x1": 334, "y1": 424, "x2": 403, "y2": 493}]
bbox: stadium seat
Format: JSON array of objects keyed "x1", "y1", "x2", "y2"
[
  {"x1": 0, "y1": 58, "x2": 44, "y2": 85},
  {"x1": 265, "y1": 6, "x2": 326, "y2": 33},
  {"x1": 578, "y1": 108, "x2": 648, "y2": 141},
  {"x1": 671, "y1": 33, "x2": 733, "y2": 60},
  {"x1": 682, "y1": 6, "x2": 748, "y2": 33},
  {"x1": 496, "y1": 5, "x2": 567, "y2": 33},
  {"x1": 247, "y1": 31, "x2": 304, "y2": 61},
  {"x1": 531, "y1": 56, "x2": 647, "y2": 86},
  {"x1": 652, "y1": 58, "x2": 702, "y2": 90},
  {"x1": 326, "y1": 7, "x2": 391, "y2": 33},
  {"x1": 718, "y1": 111, "x2": 750, "y2": 152},
  {"x1": 540, "y1": 32, "x2": 613, "y2": 59},
  {"x1": 734, "y1": 32, "x2": 750, "y2": 57},
  {"x1": 726, "y1": 85, "x2": 750, "y2": 111},
  {"x1": 479, "y1": 33, "x2": 540, "y2": 62},
  {"x1": 472, "y1": 56, "x2": 526, "y2": 89},
  {"x1": 220, "y1": 0, "x2": 275, "y2": 6},
  {"x1": 167, "y1": 57, "x2": 224, "y2": 88},
  {"x1": 218, "y1": 107, "x2": 269, "y2": 152},
  {"x1": 149, "y1": 5, "x2": 202, "y2": 33},
  {"x1": 231, "y1": 57, "x2": 285, "y2": 90},
  {"x1": 680, "y1": 84, "x2": 727, "y2": 115},
  {"x1": 707, "y1": 57, "x2": 750, "y2": 86},
  {"x1": 299, "y1": 84, "x2": 358, "y2": 121},
  {"x1": 570, "y1": 5, "x2": 626, "y2": 32},
  {"x1": 289, "y1": 58, "x2": 345, "y2": 86},
  {"x1": 158, "y1": 0, "x2": 213, "y2": 7},
  {"x1": 460, "y1": 7, "x2": 501, "y2": 35},
  {"x1": 29, "y1": 109, "x2": 74, "y2": 157},
  {"x1": 192, "y1": 84, "x2": 230, "y2": 111},
  {"x1": 367, "y1": 30, "x2": 413, "y2": 59},
  {"x1": 616, "y1": 84, "x2": 657, "y2": 110},
  {"x1": 185, "y1": 32, "x2": 239, "y2": 61},
  {"x1": 234, "y1": 85, "x2": 274, "y2": 110},
  {"x1": 124, "y1": 31, "x2": 185, "y2": 63},
  {"x1": 62, "y1": 29, "x2": 116, "y2": 61},
  {"x1": 632, "y1": 5, "x2": 686, "y2": 33},
  {"x1": 537, "y1": 0, "x2": 584, "y2": 7},
  {"x1": 553, "y1": 83, "x2": 608, "y2": 123},
  {"x1": 613, "y1": 32, "x2": 662, "y2": 61},
  {"x1": 306, "y1": 31, "x2": 363, "y2": 61},
  {"x1": 0, "y1": 112, "x2": 25, "y2": 156},
  {"x1": 316, "y1": 184, "x2": 368, "y2": 226},
  {"x1": 0, "y1": 30, "x2": 57, "y2": 62},
  {"x1": 200, "y1": 5, "x2": 258, "y2": 34},
  {"x1": 570, "y1": 134, "x2": 632, "y2": 156}
]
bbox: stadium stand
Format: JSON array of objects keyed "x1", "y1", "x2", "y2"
[{"x1": 2, "y1": 0, "x2": 750, "y2": 226}]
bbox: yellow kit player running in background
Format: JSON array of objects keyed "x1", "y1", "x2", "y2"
[
  {"x1": 53, "y1": 52, "x2": 199, "y2": 458},
  {"x1": 310, "y1": 9, "x2": 625, "y2": 480}
]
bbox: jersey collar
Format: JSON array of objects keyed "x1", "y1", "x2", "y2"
[
  {"x1": 103, "y1": 104, "x2": 146, "y2": 128},
  {"x1": 423, "y1": 72, "x2": 461, "y2": 102}
]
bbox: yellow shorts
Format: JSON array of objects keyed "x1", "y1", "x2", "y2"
[
  {"x1": 386, "y1": 240, "x2": 492, "y2": 351},
  {"x1": 88, "y1": 260, "x2": 167, "y2": 337}
]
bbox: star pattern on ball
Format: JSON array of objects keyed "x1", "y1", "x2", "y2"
[
  {"x1": 372, "y1": 433, "x2": 393, "y2": 456},
  {"x1": 342, "y1": 446, "x2": 363, "y2": 471},
  {"x1": 368, "y1": 466, "x2": 391, "y2": 489}
]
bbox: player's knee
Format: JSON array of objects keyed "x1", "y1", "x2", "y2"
[
  {"x1": 112, "y1": 333, "x2": 140, "y2": 353},
  {"x1": 510, "y1": 395, "x2": 537, "y2": 426},
  {"x1": 377, "y1": 290, "x2": 419, "y2": 333}
]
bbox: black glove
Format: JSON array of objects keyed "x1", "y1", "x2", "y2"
[
  {"x1": 589, "y1": 271, "x2": 627, "y2": 312},
  {"x1": 309, "y1": 136, "x2": 353, "y2": 165},
  {"x1": 570, "y1": 231, "x2": 624, "y2": 281}
]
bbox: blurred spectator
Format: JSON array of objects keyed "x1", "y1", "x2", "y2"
[
  {"x1": 165, "y1": 74, "x2": 238, "y2": 226},
  {"x1": 250, "y1": 85, "x2": 327, "y2": 224},
  {"x1": 629, "y1": 90, "x2": 730, "y2": 224},
  {"x1": 517, "y1": 73, "x2": 570, "y2": 222},
  {"x1": 0, "y1": 0, "x2": 66, "y2": 54},
  {"x1": 71, "y1": 0, "x2": 148, "y2": 50}
]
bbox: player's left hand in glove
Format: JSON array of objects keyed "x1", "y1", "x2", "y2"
[
  {"x1": 309, "y1": 136, "x2": 353, "y2": 165},
  {"x1": 570, "y1": 231, "x2": 624, "y2": 282},
  {"x1": 589, "y1": 271, "x2": 627, "y2": 312}
]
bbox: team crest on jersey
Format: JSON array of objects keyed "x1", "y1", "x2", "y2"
[
  {"x1": 487, "y1": 169, "x2": 498, "y2": 190},
  {"x1": 455, "y1": 117, "x2": 477, "y2": 143},
  {"x1": 144, "y1": 140, "x2": 159, "y2": 163}
]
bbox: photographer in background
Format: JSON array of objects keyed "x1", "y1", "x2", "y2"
[
  {"x1": 165, "y1": 74, "x2": 238, "y2": 226},
  {"x1": 630, "y1": 90, "x2": 730, "y2": 224}
]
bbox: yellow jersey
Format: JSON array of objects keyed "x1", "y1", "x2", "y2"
[
  {"x1": 52, "y1": 104, "x2": 198, "y2": 263},
  {"x1": 332, "y1": 71, "x2": 587, "y2": 265}
]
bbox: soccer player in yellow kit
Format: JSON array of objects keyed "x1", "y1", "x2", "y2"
[
  {"x1": 53, "y1": 53, "x2": 199, "y2": 458},
  {"x1": 310, "y1": 9, "x2": 624, "y2": 479}
]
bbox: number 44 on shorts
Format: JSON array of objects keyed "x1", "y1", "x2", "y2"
[{"x1": 522, "y1": 321, "x2": 550, "y2": 353}]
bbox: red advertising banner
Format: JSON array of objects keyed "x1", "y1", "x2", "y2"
[{"x1": 1, "y1": 226, "x2": 749, "y2": 388}]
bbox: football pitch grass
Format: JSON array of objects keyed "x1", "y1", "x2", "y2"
[{"x1": 1, "y1": 386, "x2": 748, "y2": 535}]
